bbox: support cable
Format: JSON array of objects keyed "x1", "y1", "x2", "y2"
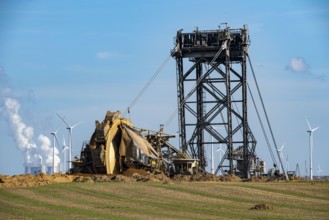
[
  {"x1": 247, "y1": 53, "x2": 288, "y2": 180},
  {"x1": 247, "y1": 83, "x2": 277, "y2": 165},
  {"x1": 123, "y1": 54, "x2": 172, "y2": 117}
]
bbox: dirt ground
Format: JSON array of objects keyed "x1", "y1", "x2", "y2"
[
  {"x1": 250, "y1": 204, "x2": 275, "y2": 210},
  {"x1": 0, "y1": 173, "x2": 75, "y2": 188},
  {"x1": 0, "y1": 169, "x2": 272, "y2": 188},
  {"x1": 172, "y1": 173, "x2": 242, "y2": 182}
]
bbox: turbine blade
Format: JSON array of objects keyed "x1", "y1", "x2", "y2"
[
  {"x1": 54, "y1": 135, "x2": 60, "y2": 150},
  {"x1": 312, "y1": 127, "x2": 319, "y2": 132},
  {"x1": 57, "y1": 113, "x2": 70, "y2": 127},
  {"x1": 62, "y1": 146, "x2": 69, "y2": 153},
  {"x1": 62, "y1": 135, "x2": 66, "y2": 147},
  {"x1": 305, "y1": 117, "x2": 312, "y2": 130},
  {"x1": 51, "y1": 129, "x2": 59, "y2": 136},
  {"x1": 71, "y1": 121, "x2": 83, "y2": 129}
]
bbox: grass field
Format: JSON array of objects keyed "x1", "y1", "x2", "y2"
[{"x1": 0, "y1": 180, "x2": 328, "y2": 219}]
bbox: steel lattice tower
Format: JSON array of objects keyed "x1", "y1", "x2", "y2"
[{"x1": 171, "y1": 25, "x2": 257, "y2": 178}]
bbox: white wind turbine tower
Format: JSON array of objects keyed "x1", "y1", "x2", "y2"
[
  {"x1": 275, "y1": 144, "x2": 285, "y2": 173},
  {"x1": 304, "y1": 160, "x2": 308, "y2": 179},
  {"x1": 57, "y1": 113, "x2": 82, "y2": 171},
  {"x1": 61, "y1": 135, "x2": 69, "y2": 173},
  {"x1": 286, "y1": 154, "x2": 289, "y2": 172},
  {"x1": 306, "y1": 118, "x2": 319, "y2": 181},
  {"x1": 317, "y1": 164, "x2": 323, "y2": 179},
  {"x1": 210, "y1": 137, "x2": 214, "y2": 175},
  {"x1": 50, "y1": 130, "x2": 60, "y2": 173},
  {"x1": 210, "y1": 126, "x2": 220, "y2": 175},
  {"x1": 216, "y1": 144, "x2": 225, "y2": 175}
]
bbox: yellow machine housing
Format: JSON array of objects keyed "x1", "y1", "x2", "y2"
[{"x1": 72, "y1": 111, "x2": 158, "y2": 174}]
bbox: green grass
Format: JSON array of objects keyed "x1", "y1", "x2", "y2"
[{"x1": 0, "y1": 181, "x2": 328, "y2": 219}]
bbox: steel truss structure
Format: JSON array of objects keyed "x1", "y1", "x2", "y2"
[{"x1": 171, "y1": 25, "x2": 257, "y2": 178}]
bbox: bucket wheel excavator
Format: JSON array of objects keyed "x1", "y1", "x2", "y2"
[{"x1": 71, "y1": 111, "x2": 198, "y2": 175}]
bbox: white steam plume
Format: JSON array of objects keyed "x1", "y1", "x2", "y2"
[
  {"x1": 39, "y1": 134, "x2": 60, "y2": 170},
  {"x1": 1, "y1": 69, "x2": 60, "y2": 172}
]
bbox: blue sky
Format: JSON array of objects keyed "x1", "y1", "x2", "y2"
[{"x1": 1, "y1": 0, "x2": 328, "y2": 176}]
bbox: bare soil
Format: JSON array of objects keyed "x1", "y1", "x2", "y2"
[
  {"x1": 0, "y1": 170, "x2": 248, "y2": 188},
  {"x1": 250, "y1": 204, "x2": 275, "y2": 210},
  {"x1": 172, "y1": 173, "x2": 242, "y2": 182},
  {"x1": 0, "y1": 173, "x2": 75, "y2": 188}
]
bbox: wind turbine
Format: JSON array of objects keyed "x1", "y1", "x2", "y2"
[
  {"x1": 306, "y1": 118, "x2": 319, "y2": 180},
  {"x1": 317, "y1": 164, "x2": 323, "y2": 179},
  {"x1": 50, "y1": 130, "x2": 60, "y2": 173},
  {"x1": 57, "y1": 113, "x2": 82, "y2": 171},
  {"x1": 304, "y1": 160, "x2": 308, "y2": 179},
  {"x1": 286, "y1": 154, "x2": 289, "y2": 172},
  {"x1": 210, "y1": 137, "x2": 214, "y2": 175},
  {"x1": 209, "y1": 126, "x2": 220, "y2": 175},
  {"x1": 275, "y1": 144, "x2": 285, "y2": 173},
  {"x1": 295, "y1": 163, "x2": 300, "y2": 177},
  {"x1": 61, "y1": 135, "x2": 69, "y2": 173},
  {"x1": 216, "y1": 144, "x2": 225, "y2": 175}
]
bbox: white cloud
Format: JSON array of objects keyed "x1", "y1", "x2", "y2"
[
  {"x1": 96, "y1": 51, "x2": 112, "y2": 60},
  {"x1": 286, "y1": 57, "x2": 310, "y2": 73}
]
